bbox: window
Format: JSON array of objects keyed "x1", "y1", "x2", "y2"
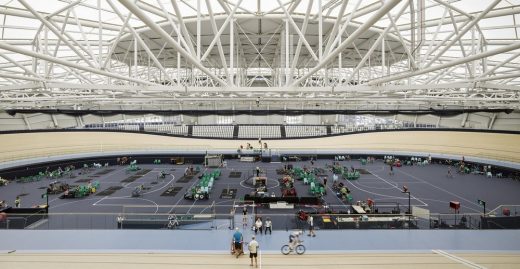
[
  {"x1": 217, "y1": 115, "x2": 234, "y2": 125},
  {"x1": 285, "y1": 115, "x2": 303, "y2": 124}
]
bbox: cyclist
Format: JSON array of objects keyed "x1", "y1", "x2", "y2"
[{"x1": 288, "y1": 230, "x2": 302, "y2": 251}]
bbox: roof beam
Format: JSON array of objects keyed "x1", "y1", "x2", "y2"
[
  {"x1": 106, "y1": 0, "x2": 173, "y2": 81},
  {"x1": 323, "y1": 0, "x2": 349, "y2": 56},
  {"x1": 18, "y1": 0, "x2": 99, "y2": 69},
  {"x1": 169, "y1": 0, "x2": 197, "y2": 57},
  {"x1": 200, "y1": 0, "x2": 244, "y2": 62},
  {"x1": 369, "y1": 42, "x2": 520, "y2": 85},
  {"x1": 290, "y1": 0, "x2": 313, "y2": 78},
  {"x1": 205, "y1": 0, "x2": 229, "y2": 76},
  {"x1": 117, "y1": 0, "x2": 227, "y2": 86},
  {"x1": 277, "y1": 0, "x2": 318, "y2": 62},
  {"x1": 0, "y1": 6, "x2": 122, "y2": 32},
  {"x1": 291, "y1": 0, "x2": 401, "y2": 87},
  {"x1": 347, "y1": 2, "x2": 409, "y2": 82},
  {"x1": 424, "y1": 0, "x2": 501, "y2": 68},
  {"x1": 0, "y1": 41, "x2": 155, "y2": 85}
]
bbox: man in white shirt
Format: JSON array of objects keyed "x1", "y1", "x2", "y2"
[
  {"x1": 307, "y1": 215, "x2": 316, "y2": 237},
  {"x1": 264, "y1": 217, "x2": 272, "y2": 235},
  {"x1": 248, "y1": 236, "x2": 259, "y2": 267}
]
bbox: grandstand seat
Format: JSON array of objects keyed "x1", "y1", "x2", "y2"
[{"x1": 237, "y1": 125, "x2": 281, "y2": 139}]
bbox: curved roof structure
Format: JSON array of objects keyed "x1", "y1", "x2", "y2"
[{"x1": 0, "y1": 0, "x2": 519, "y2": 110}]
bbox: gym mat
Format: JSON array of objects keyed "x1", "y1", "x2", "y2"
[
  {"x1": 220, "y1": 188, "x2": 237, "y2": 199},
  {"x1": 38, "y1": 186, "x2": 47, "y2": 190},
  {"x1": 135, "y1": 169, "x2": 152, "y2": 176},
  {"x1": 17, "y1": 193, "x2": 29, "y2": 197},
  {"x1": 177, "y1": 176, "x2": 193, "y2": 183},
  {"x1": 160, "y1": 186, "x2": 183, "y2": 197},
  {"x1": 357, "y1": 169, "x2": 371, "y2": 175},
  {"x1": 94, "y1": 169, "x2": 116, "y2": 176},
  {"x1": 121, "y1": 175, "x2": 141, "y2": 183},
  {"x1": 229, "y1": 172, "x2": 242, "y2": 178},
  {"x1": 96, "y1": 186, "x2": 123, "y2": 196},
  {"x1": 75, "y1": 178, "x2": 91, "y2": 183},
  {"x1": 150, "y1": 181, "x2": 159, "y2": 185}
]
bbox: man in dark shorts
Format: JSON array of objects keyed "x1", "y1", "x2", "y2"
[
  {"x1": 248, "y1": 236, "x2": 259, "y2": 267},
  {"x1": 242, "y1": 205, "x2": 248, "y2": 227},
  {"x1": 232, "y1": 227, "x2": 243, "y2": 256}
]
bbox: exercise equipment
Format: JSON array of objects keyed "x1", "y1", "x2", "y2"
[
  {"x1": 132, "y1": 185, "x2": 144, "y2": 197},
  {"x1": 59, "y1": 180, "x2": 99, "y2": 199},
  {"x1": 343, "y1": 171, "x2": 360, "y2": 180},
  {"x1": 205, "y1": 154, "x2": 223, "y2": 167},
  {"x1": 47, "y1": 181, "x2": 69, "y2": 194},
  {"x1": 128, "y1": 160, "x2": 140, "y2": 172},
  {"x1": 0, "y1": 177, "x2": 9, "y2": 186},
  {"x1": 183, "y1": 170, "x2": 221, "y2": 200}
]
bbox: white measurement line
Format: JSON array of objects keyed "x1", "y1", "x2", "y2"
[
  {"x1": 369, "y1": 169, "x2": 428, "y2": 206},
  {"x1": 433, "y1": 249, "x2": 487, "y2": 269}
]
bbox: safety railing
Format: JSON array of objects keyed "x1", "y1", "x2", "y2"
[
  {"x1": 0, "y1": 143, "x2": 214, "y2": 163},
  {"x1": 1, "y1": 211, "x2": 518, "y2": 230}
]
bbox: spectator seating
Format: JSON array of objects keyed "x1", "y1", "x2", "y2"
[
  {"x1": 145, "y1": 124, "x2": 189, "y2": 136},
  {"x1": 284, "y1": 125, "x2": 327, "y2": 137},
  {"x1": 118, "y1": 125, "x2": 139, "y2": 131},
  {"x1": 238, "y1": 125, "x2": 281, "y2": 138},
  {"x1": 192, "y1": 125, "x2": 234, "y2": 138},
  {"x1": 331, "y1": 125, "x2": 346, "y2": 134}
]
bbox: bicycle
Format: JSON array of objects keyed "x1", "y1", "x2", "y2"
[{"x1": 281, "y1": 240, "x2": 305, "y2": 255}]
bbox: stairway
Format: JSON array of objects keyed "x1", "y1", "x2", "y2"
[
  {"x1": 233, "y1": 125, "x2": 239, "y2": 138},
  {"x1": 326, "y1": 125, "x2": 332, "y2": 135}
]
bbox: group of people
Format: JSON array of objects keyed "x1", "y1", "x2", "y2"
[
  {"x1": 1, "y1": 196, "x2": 22, "y2": 208},
  {"x1": 232, "y1": 226, "x2": 305, "y2": 266},
  {"x1": 184, "y1": 165, "x2": 195, "y2": 176},
  {"x1": 239, "y1": 141, "x2": 269, "y2": 151},
  {"x1": 232, "y1": 227, "x2": 260, "y2": 267},
  {"x1": 254, "y1": 216, "x2": 273, "y2": 235},
  {"x1": 242, "y1": 205, "x2": 273, "y2": 235}
]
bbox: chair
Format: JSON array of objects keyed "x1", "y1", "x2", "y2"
[{"x1": 486, "y1": 172, "x2": 492, "y2": 178}]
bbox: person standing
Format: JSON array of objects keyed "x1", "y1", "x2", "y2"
[
  {"x1": 14, "y1": 196, "x2": 20, "y2": 208},
  {"x1": 256, "y1": 167, "x2": 260, "y2": 177},
  {"x1": 248, "y1": 236, "x2": 259, "y2": 267},
  {"x1": 232, "y1": 227, "x2": 243, "y2": 257},
  {"x1": 264, "y1": 217, "x2": 272, "y2": 235},
  {"x1": 323, "y1": 177, "x2": 328, "y2": 187},
  {"x1": 307, "y1": 215, "x2": 316, "y2": 237},
  {"x1": 242, "y1": 205, "x2": 248, "y2": 227}
]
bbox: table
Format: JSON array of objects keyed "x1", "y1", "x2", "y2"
[{"x1": 352, "y1": 205, "x2": 366, "y2": 214}]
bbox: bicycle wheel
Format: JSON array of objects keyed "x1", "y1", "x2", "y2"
[
  {"x1": 295, "y1": 245, "x2": 306, "y2": 255},
  {"x1": 281, "y1": 245, "x2": 291, "y2": 255}
]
